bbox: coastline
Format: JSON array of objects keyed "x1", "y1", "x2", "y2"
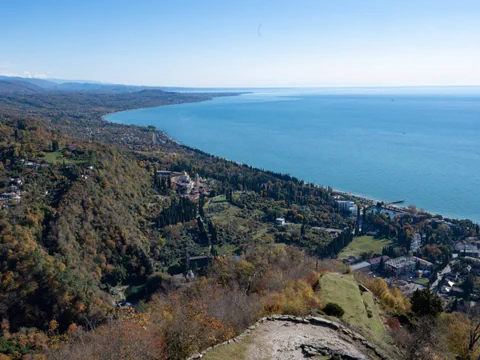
[
  {"x1": 101, "y1": 91, "x2": 247, "y2": 122},
  {"x1": 104, "y1": 102, "x2": 478, "y2": 225}
]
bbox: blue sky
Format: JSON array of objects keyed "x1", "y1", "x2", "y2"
[{"x1": 1, "y1": 0, "x2": 479, "y2": 87}]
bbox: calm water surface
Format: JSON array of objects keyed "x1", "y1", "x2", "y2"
[{"x1": 107, "y1": 88, "x2": 480, "y2": 222}]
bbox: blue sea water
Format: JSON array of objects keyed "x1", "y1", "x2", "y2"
[{"x1": 106, "y1": 88, "x2": 480, "y2": 223}]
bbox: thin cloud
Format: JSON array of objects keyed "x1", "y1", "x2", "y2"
[{"x1": 0, "y1": 71, "x2": 48, "y2": 79}]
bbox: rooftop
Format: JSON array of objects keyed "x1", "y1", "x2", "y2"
[
  {"x1": 351, "y1": 261, "x2": 371, "y2": 271},
  {"x1": 385, "y1": 256, "x2": 416, "y2": 269},
  {"x1": 368, "y1": 255, "x2": 390, "y2": 265}
]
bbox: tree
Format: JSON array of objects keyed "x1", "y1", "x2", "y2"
[
  {"x1": 52, "y1": 139, "x2": 59, "y2": 151},
  {"x1": 411, "y1": 289, "x2": 443, "y2": 317},
  {"x1": 463, "y1": 273, "x2": 475, "y2": 298},
  {"x1": 323, "y1": 303, "x2": 344, "y2": 317},
  {"x1": 378, "y1": 256, "x2": 385, "y2": 274},
  {"x1": 466, "y1": 309, "x2": 480, "y2": 358}
]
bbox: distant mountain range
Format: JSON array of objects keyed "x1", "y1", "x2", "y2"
[{"x1": 0, "y1": 75, "x2": 164, "y2": 94}]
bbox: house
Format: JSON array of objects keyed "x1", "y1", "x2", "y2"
[
  {"x1": 342, "y1": 256, "x2": 357, "y2": 265},
  {"x1": 451, "y1": 287, "x2": 465, "y2": 297},
  {"x1": 171, "y1": 172, "x2": 194, "y2": 193},
  {"x1": 0, "y1": 192, "x2": 21, "y2": 207},
  {"x1": 455, "y1": 243, "x2": 478, "y2": 252},
  {"x1": 464, "y1": 250, "x2": 480, "y2": 258},
  {"x1": 351, "y1": 261, "x2": 371, "y2": 272},
  {"x1": 314, "y1": 227, "x2": 342, "y2": 239},
  {"x1": 8, "y1": 178, "x2": 22, "y2": 186},
  {"x1": 385, "y1": 256, "x2": 417, "y2": 275},
  {"x1": 186, "y1": 255, "x2": 210, "y2": 270},
  {"x1": 411, "y1": 256, "x2": 433, "y2": 269},
  {"x1": 411, "y1": 233, "x2": 422, "y2": 253},
  {"x1": 384, "y1": 256, "x2": 433, "y2": 275},
  {"x1": 157, "y1": 170, "x2": 172, "y2": 178},
  {"x1": 368, "y1": 255, "x2": 390, "y2": 270},
  {"x1": 275, "y1": 218, "x2": 286, "y2": 226},
  {"x1": 441, "y1": 285, "x2": 451, "y2": 294}
]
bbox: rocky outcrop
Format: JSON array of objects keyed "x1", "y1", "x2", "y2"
[{"x1": 187, "y1": 314, "x2": 390, "y2": 360}]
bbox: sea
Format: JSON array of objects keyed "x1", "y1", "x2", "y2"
[{"x1": 106, "y1": 87, "x2": 480, "y2": 223}]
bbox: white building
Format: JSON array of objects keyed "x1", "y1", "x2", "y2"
[
  {"x1": 337, "y1": 201, "x2": 357, "y2": 217},
  {"x1": 337, "y1": 201, "x2": 355, "y2": 212},
  {"x1": 411, "y1": 233, "x2": 422, "y2": 253},
  {"x1": 276, "y1": 218, "x2": 286, "y2": 226}
]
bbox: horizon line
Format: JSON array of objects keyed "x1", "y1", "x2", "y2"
[{"x1": 2, "y1": 74, "x2": 480, "y2": 90}]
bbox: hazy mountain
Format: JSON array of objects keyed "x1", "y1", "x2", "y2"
[{"x1": 0, "y1": 79, "x2": 45, "y2": 94}]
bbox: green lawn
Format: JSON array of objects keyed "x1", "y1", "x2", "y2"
[
  {"x1": 44, "y1": 151, "x2": 87, "y2": 165},
  {"x1": 44, "y1": 151, "x2": 64, "y2": 164},
  {"x1": 318, "y1": 272, "x2": 387, "y2": 340},
  {"x1": 414, "y1": 277, "x2": 430, "y2": 285},
  {"x1": 338, "y1": 236, "x2": 392, "y2": 259}
]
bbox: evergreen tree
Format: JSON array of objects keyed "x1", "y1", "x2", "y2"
[
  {"x1": 463, "y1": 273, "x2": 475, "y2": 298},
  {"x1": 411, "y1": 289, "x2": 443, "y2": 317},
  {"x1": 51, "y1": 139, "x2": 59, "y2": 151},
  {"x1": 379, "y1": 256, "x2": 385, "y2": 273}
]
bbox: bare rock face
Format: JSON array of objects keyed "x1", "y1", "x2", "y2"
[
  {"x1": 243, "y1": 320, "x2": 371, "y2": 360},
  {"x1": 189, "y1": 315, "x2": 390, "y2": 360}
]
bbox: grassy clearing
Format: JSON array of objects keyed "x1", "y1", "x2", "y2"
[
  {"x1": 318, "y1": 273, "x2": 386, "y2": 340},
  {"x1": 338, "y1": 236, "x2": 392, "y2": 259},
  {"x1": 207, "y1": 202, "x2": 272, "y2": 238},
  {"x1": 414, "y1": 277, "x2": 429, "y2": 285},
  {"x1": 44, "y1": 151, "x2": 64, "y2": 164},
  {"x1": 202, "y1": 337, "x2": 252, "y2": 360},
  {"x1": 212, "y1": 195, "x2": 226, "y2": 203},
  {"x1": 208, "y1": 204, "x2": 241, "y2": 226},
  {"x1": 44, "y1": 151, "x2": 87, "y2": 165}
]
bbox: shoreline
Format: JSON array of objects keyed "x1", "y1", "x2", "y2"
[{"x1": 104, "y1": 101, "x2": 478, "y2": 226}]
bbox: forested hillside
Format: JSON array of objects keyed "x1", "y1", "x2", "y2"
[
  {"x1": 1, "y1": 89, "x2": 478, "y2": 360},
  {"x1": 0, "y1": 91, "x2": 357, "y2": 359}
]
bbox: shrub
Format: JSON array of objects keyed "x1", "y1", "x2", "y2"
[{"x1": 323, "y1": 302, "x2": 345, "y2": 317}]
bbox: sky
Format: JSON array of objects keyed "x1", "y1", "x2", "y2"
[{"x1": 1, "y1": 0, "x2": 480, "y2": 87}]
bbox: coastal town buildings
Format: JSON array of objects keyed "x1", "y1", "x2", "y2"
[
  {"x1": 155, "y1": 170, "x2": 212, "y2": 200},
  {"x1": 336, "y1": 200, "x2": 358, "y2": 217},
  {"x1": 411, "y1": 233, "x2": 422, "y2": 253},
  {"x1": 0, "y1": 177, "x2": 23, "y2": 209},
  {"x1": 351, "y1": 261, "x2": 371, "y2": 272},
  {"x1": 384, "y1": 256, "x2": 433, "y2": 276},
  {"x1": 368, "y1": 255, "x2": 390, "y2": 270}
]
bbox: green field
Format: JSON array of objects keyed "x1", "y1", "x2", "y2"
[
  {"x1": 338, "y1": 236, "x2": 392, "y2": 259},
  {"x1": 318, "y1": 272, "x2": 387, "y2": 340},
  {"x1": 44, "y1": 151, "x2": 87, "y2": 165},
  {"x1": 204, "y1": 201, "x2": 274, "y2": 255}
]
